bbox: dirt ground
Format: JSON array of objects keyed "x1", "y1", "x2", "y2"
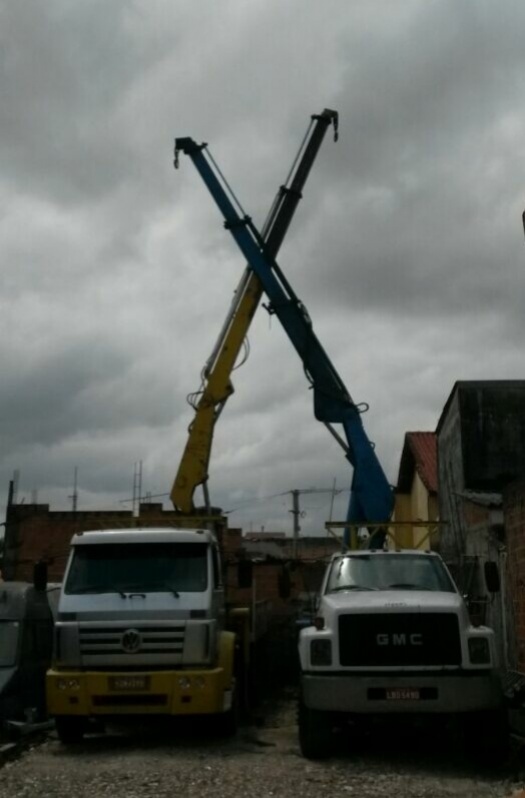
[{"x1": 1, "y1": 693, "x2": 524, "y2": 798}]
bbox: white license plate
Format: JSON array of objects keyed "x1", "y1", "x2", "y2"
[
  {"x1": 386, "y1": 688, "x2": 420, "y2": 700},
  {"x1": 109, "y1": 676, "x2": 150, "y2": 691}
]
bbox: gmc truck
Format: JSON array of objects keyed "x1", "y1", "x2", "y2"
[{"x1": 298, "y1": 549, "x2": 506, "y2": 759}]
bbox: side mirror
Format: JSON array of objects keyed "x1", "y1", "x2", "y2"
[
  {"x1": 33, "y1": 560, "x2": 48, "y2": 592},
  {"x1": 237, "y1": 559, "x2": 253, "y2": 589},
  {"x1": 484, "y1": 561, "x2": 500, "y2": 594}
]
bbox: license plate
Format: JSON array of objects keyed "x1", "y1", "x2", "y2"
[
  {"x1": 108, "y1": 676, "x2": 150, "y2": 691},
  {"x1": 386, "y1": 688, "x2": 420, "y2": 700}
]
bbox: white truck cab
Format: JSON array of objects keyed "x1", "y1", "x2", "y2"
[{"x1": 298, "y1": 549, "x2": 505, "y2": 759}]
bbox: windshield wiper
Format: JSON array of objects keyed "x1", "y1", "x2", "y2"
[
  {"x1": 70, "y1": 587, "x2": 128, "y2": 598},
  {"x1": 150, "y1": 585, "x2": 180, "y2": 597},
  {"x1": 385, "y1": 583, "x2": 432, "y2": 590},
  {"x1": 120, "y1": 584, "x2": 181, "y2": 598},
  {"x1": 72, "y1": 585, "x2": 181, "y2": 598},
  {"x1": 329, "y1": 585, "x2": 377, "y2": 592}
]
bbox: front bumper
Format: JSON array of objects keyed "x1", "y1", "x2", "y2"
[
  {"x1": 302, "y1": 670, "x2": 502, "y2": 714},
  {"x1": 47, "y1": 667, "x2": 233, "y2": 717}
]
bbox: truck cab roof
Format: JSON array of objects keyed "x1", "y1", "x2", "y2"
[
  {"x1": 70, "y1": 527, "x2": 217, "y2": 546},
  {"x1": 331, "y1": 549, "x2": 441, "y2": 560}
]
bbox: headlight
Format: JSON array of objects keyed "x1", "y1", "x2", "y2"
[
  {"x1": 57, "y1": 678, "x2": 80, "y2": 691},
  {"x1": 468, "y1": 637, "x2": 490, "y2": 664},
  {"x1": 310, "y1": 639, "x2": 332, "y2": 666}
]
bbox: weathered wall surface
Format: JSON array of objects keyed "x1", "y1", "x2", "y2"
[
  {"x1": 434, "y1": 382, "x2": 525, "y2": 669},
  {"x1": 459, "y1": 386, "x2": 525, "y2": 492},
  {"x1": 504, "y1": 478, "x2": 525, "y2": 672},
  {"x1": 437, "y1": 382, "x2": 525, "y2": 565},
  {"x1": 460, "y1": 506, "x2": 507, "y2": 668},
  {"x1": 437, "y1": 388, "x2": 464, "y2": 563}
]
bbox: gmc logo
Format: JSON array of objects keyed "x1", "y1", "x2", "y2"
[{"x1": 376, "y1": 633, "x2": 423, "y2": 646}]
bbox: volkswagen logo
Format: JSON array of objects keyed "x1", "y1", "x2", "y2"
[{"x1": 121, "y1": 628, "x2": 142, "y2": 654}]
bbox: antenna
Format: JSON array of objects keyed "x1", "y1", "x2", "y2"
[{"x1": 328, "y1": 477, "x2": 337, "y2": 533}]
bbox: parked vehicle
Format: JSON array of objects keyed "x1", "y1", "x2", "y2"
[
  {"x1": 0, "y1": 568, "x2": 59, "y2": 723},
  {"x1": 46, "y1": 527, "x2": 253, "y2": 743},
  {"x1": 297, "y1": 548, "x2": 506, "y2": 760}
]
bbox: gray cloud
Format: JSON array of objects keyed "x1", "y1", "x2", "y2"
[{"x1": 2, "y1": 1, "x2": 525, "y2": 536}]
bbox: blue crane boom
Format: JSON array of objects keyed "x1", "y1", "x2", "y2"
[{"x1": 174, "y1": 136, "x2": 393, "y2": 529}]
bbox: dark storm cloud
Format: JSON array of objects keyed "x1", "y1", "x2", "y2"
[
  {"x1": 1, "y1": 1, "x2": 524, "y2": 533},
  {"x1": 0, "y1": 337, "x2": 178, "y2": 451}
]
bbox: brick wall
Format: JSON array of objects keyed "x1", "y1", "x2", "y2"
[
  {"x1": 2, "y1": 502, "x2": 237, "y2": 582},
  {"x1": 3, "y1": 504, "x2": 135, "y2": 581},
  {"x1": 227, "y1": 559, "x2": 326, "y2": 617}
]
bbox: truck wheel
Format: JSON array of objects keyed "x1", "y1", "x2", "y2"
[
  {"x1": 55, "y1": 716, "x2": 85, "y2": 744},
  {"x1": 214, "y1": 681, "x2": 239, "y2": 737},
  {"x1": 298, "y1": 699, "x2": 332, "y2": 759},
  {"x1": 463, "y1": 709, "x2": 509, "y2": 767}
]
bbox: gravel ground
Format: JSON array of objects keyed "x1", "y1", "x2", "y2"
[{"x1": 0, "y1": 694, "x2": 523, "y2": 798}]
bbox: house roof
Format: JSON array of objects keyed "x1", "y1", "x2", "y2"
[{"x1": 396, "y1": 432, "x2": 438, "y2": 494}]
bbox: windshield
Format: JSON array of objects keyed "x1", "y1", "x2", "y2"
[
  {"x1": 327, "y1": 554, "x2": 455, "y2": 593},
  {"x1": 0, "y1": 621, "x2": 20, "y2": 667},
  {"x1": 65, "y1": 542, "x2": 208, "y2": 595}
]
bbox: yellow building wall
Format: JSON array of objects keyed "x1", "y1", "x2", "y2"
[{"x1": 392, "y1": 472, "x2": 439, "y2": 550}]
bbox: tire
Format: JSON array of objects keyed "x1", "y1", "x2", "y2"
[
  {"x1": 298, "y1": 699, "x2": 332, "y2": 759},
  {"x1": 55, "y1": 715, "x2": 85, "y2": 744},
  {"x1": 214, "y1": 680, "x2": 239, "y2": 738},
  {"x1": 462, "y1": 708, "x2": 509, "y2": 767}
]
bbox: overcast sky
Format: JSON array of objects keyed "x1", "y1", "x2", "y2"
[{"x1": 1, "y1": 1, "x2": 524, "y2": 538}]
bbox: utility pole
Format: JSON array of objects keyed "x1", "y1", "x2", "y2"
[
  {"x1": 291, "y1": 490, "x2": 301, "y2": 559},
  {"x1": 289, "y1": 486, "x2": 343, "y2": 559},
  {"x1": 328, "y1": 477, "x2": 337, "y2": 534},
  {"x1": 69, "y1": 466, "x2": 78, "y2": 513},
  {"x1": 132, "y1": 461, "x2": 143, "y2": 517}
]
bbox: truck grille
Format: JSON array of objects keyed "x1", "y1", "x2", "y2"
[
  {"x1": 338, "y1": 613, "x2": 461, "y2": 667},
  {"x1": 79, "y1": 624, "x2": 185, "y2": 657}
]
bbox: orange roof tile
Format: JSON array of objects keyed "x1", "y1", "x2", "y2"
[{"x1": 396, "y1": 432, "x2": 438, "y2": 494}]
